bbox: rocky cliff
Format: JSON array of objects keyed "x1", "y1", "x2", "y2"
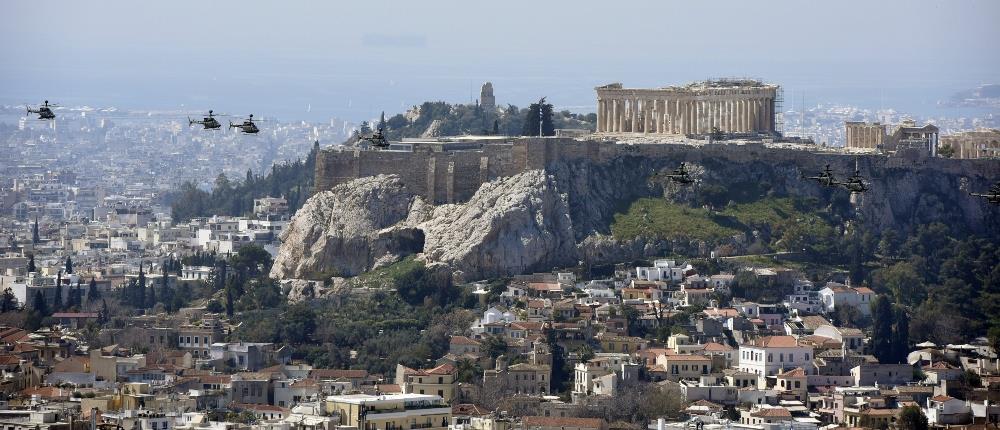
[
  {"x1": 271, "y1": 170, "x2": 579, "y2": 281},
  {"x1": 273, "y1": 141, "x2": 999, "y2": 282},
  {"x1": 269, "y1": 175, "x2": 425, "y2": 279}
]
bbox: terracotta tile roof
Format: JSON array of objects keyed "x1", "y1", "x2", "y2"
[
  {"x1": 309, "y1": 369, "x2": 368, "y2": 379},
  {"x1": 289, "y1": 379, "x2": 318, "y2": 388},
  {"x1": 930, "y1": 395, "x2": 956, "y2": 403},
  {"x1": 403, "y1": 363, "x2": 456, "y2": 376},
  {"x1": 0, "y1": 327, "x2": 30, "y2": 343},
  {"x1": 745, "y1": 335, "x2": 801, "y2": 348},
  {"x1": 663, "y1": 354, "x2": 711, "y2": 361},
  {"x1": 751, "y1": 407, "x2": 792, "y2": 418},
  {"x1": 199, "y1": 375, "x2": 232, "y2": 384},
  {"x1": 800, "y1": 315, "x2": 832, "y2": 330},
  {"x1": 703, "y1": 308, "x2": 740, "y2": 318},
  {"x1": 450, "y1": 336, "x2": 481, "y2": 346},
  {"x1": 703, "y1": 342, "x2": 733, "y2": 352},
  {"x1": 510, "y1": 322, "x2": 545, "y2": 331},
  {"x1": 376, "y1": 383, "x2": 402, "y2": 393},
  {"x1": 777, "y1": 367, "x2": 807, "y2": 378},
  {"x1": 52, "y1": 356, "x2": 90, "y2": 373},
  {"x1": 527, "y1": 282, "x2": 562, "y2": 292},
  {"x1": 523, "y1": 416, "x2": 605, "y2": 429}
]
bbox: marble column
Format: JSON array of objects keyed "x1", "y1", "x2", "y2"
[
  {"x1": 727, "y1": 100, "x2": 736, "y2": 133},
  {"x1": 644, "y1": 99, "x2": 652, "y2": 133},
  {"x1": 598, "y1": 100, "x2": 606, "y2": 132},
  {"x1": 610, "y1": 99, "x2": 617, "y2": 132}
]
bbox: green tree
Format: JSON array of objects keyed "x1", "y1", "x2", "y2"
[
  {"x1": 27, "y1": 253, "x2": 36, "y2": 273},
  {"x1": 482, "y1": 335, "x2": 508, "y2": 360},
  {"x1": 897, "y1": 405, "x2": 928, "y2": 430},
  {"x1": 1, "y1": 288, "x2": 16, "y2": 312},
  {"x1": 65, "y1": 256, "x2": 73, "y2": 274},
  {"x1": 521, "y1": 98, "x2": 554, "y2": 137},
  {"x1": 455, "y1": 358, "x2": 481, "y2": 383},
  {"x1": 32, "y1": 216, "x2": 40, "y2": 244},
  {"x1": 874, "y1": 262, "x2": 924, "y2": 308},
  {"x1": 870, "y1": 296, "x2": 895, "y2": 363},
  {"x1": 206, "y1": 299, "x2": 224, "y2": 314},
  {"x1": 87, "y1": 277, "x2": 100, "y2": 304},
  {"x1": 137, "y1": 264, "x2": 147, "y2": 308},
  {"x1": 53, "y1": 272, "x2": 63, "y2": 311},
  {"x1": 282, "y1": 305, "x2": 317, "y2": 344},
  {"x1": 937, "y1": 144, "x2": 955, "y2": 158},
  {"x1": 891, "y1": 305, "x2": 910, "y2": 364},
  {"x1": 32, "y1": 290, "x2": 48, "y2": 316},
  {"x1": 988, "y1": 326, "x2": 1000, "y2": 368}
]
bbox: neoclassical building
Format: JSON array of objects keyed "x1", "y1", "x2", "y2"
[{"x1": 595, "y1": 79, "x2": 779, "y2": 135}]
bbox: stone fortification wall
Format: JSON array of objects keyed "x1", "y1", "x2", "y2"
[{"x1": 316, "y1": 138, "x2": 1000, "y2": 205}]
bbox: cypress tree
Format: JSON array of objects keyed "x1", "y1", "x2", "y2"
[
  {"x1": 32, "y1": 290, "x2": 48, "y2": 316},
  {"x1": 88, "y1": 277, "x2": 100, "y2": 303},
  {"x1": 99, "y1": 299, "x2": 109, "y2": 324},
  {"x1": 53, "y1": 272, "x2": 63, "y2": 312},
  {"x1": 32, "y1": 216, "x2": 40, "y2": 244},
  {"x1": 521, "y1": 98, "x2": 554, "y2": 137},
  {"x1": 870, "y1": 296, "x2": 895, "y2": 363},
  {"x1": 892, "y1": 306, "x2": 910, "y2": 364},
  {"x1": 65, "y1": 256, "x2": 73, "y2": 274},
  {"x1": 137, "y1": 263, "x2": 147, "y2": 308},
  {"x1": 27, "y1": 254, "x2": 36, "y2": 273},
  {"x1": 1, "y1": 288, "x2": 16, "y2": 312}
]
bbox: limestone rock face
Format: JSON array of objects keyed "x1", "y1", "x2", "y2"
[
  {"x1": 281, "y1": 279, "x2": 328, "y2": 303},
  {"x1": 419, "y1": 170, "x2": 577, "y2": 281},
  {"x1": 269, "y1": 174, "x2": 421, "y2": 279},
  {"x1": 271, "y1": 170, "x2": 578, "y2": 282}
]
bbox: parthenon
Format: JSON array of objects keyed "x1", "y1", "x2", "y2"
[{"x1": 595, "y1": 79, "x2": 779, "y2": 135}]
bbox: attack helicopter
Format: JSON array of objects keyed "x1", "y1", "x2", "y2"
[
  {"x1": 26, "y1": 100, "x2": 57, "y2": 120},
  {"x1": 657, "y1": 162, "x2": 695, "y2": 185},
  {"x1": 188, "y1": 110, "x2": 223, "y2": 130},
  {"x1": 359, "y1": 112, "x2": 390, "y2": 149},
  {"x1": 969, "y1": 182, "x2": 1000, "y2": 205},
  {"x1": 229, "y1": 114, "x2": 261, "y2": 134},
  {"x1": 838, "y1": 170, "x2": 870, "y2": 194},
  {"x1": 802, "y1": 165, "x2": 839, "y2": 187}
]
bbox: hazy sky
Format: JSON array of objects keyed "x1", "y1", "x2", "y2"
[{"x1": 2, "y1": 0, "x2": 998, "y2": 122}]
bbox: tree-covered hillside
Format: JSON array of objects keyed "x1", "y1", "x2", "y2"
[
  {"x1": 354, "y1": 100, "x2": 596, "y2": 142},
  {"x1": 167, "y1": 141, "x2": 320, "y2": 222}
]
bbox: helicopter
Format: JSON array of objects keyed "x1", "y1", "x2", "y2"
[
  {"x1": 838, "y1": 170, "x2": 870, "y2": 194},
  {"x1": 229, "y1": 114, "x2": 260, "y2": 134},
  {"x1": 26, "y1": 100, "x2": 57, "y2": 120},
  {"x1": 188, "y1": 110, "x2": 223, "y2": 130},
  {"x1": 969, "y1": 182, "x2": 1000, "y2": 205},
  {"x1": 359, "y1": 111, "x2": 390, "y2": 149},
  {"x1": 802, "y1": 164, "x2": 839, "y2": 187},
  {"x1": 664, "y1": 162, "x2": 695, "y2": 185}
]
